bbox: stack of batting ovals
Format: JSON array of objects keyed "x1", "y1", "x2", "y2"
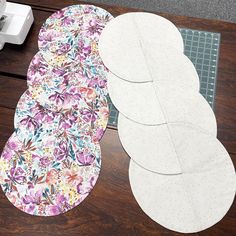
[
  {"x1": 99, "y1": 12, "x2": 236, "y2": 233},
  {"x1": 0, "y1": 5, "x2": 113, "y2": 216}
]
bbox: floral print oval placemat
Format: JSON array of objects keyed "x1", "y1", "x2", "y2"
[{"x1": 0, "y1": 132, "x2": 101, "y2": 216}]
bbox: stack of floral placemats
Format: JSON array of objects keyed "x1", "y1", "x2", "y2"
[{"x1": 0, "y1": 5, "x2": 113, "y2": 216}]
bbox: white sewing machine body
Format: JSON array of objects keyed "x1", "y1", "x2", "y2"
[{"x1": 0, "y1": 1, "x2": 34, "y2": 50}]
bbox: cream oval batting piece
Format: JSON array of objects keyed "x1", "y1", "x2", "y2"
[
  {"x1": 118, "y1": 115, "x2": 217, "y2": 173},
  {"x1": 99, "y1": 12, "x2": 184, "y2": 83},
  {"x1": 109, "y1": 73, "x2": 217, "y2": 132},
  {"x1": 129, "y1": 124, "x2": 236, "y2": 232}
]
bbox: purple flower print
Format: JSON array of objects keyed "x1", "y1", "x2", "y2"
[
  {"x1": 25, "y1": 204, "x2": 36, "y2": 214},
  {"x1": 52, "y1": 67, "x2": 66, "y2": 77},
  {"x1": 56, "y1": 194, "x2": 67, "y2": 206},
  {"x1": 98, "y1": 78, "x2": 107, "y2": 88},
  {"x1": 49, "y1": 92, "x2": 66, "y2": 106},
  {"x1": 23, "y1": 190, "x2": 42, "y2": 205},
  {"x1": 34, "y1": 110, "x2": 55, "y2": 124},
  {"x1": 61, "y1": 73, "x2": 70, "y2": 86},
  {"x1": 30, "y1": 103, "x2": 57, "y2": 124},
  {"x1": 53, "y1": 194, "x2": 69, "y2": 213},
  {"x1": 2, "y1": 138, "x2": 19, "y2": 160},
  {"x1": 76, "y1": 151, "x2": 95, "y2": 166},
  {"x1": 77, "y1": 176, "x2": 96, "y2": 195},
  {"x1": 45, "y1": 194, "x2": 68, "y2": 216},
  {"x1": 57, "y1": 43, "x2": 71, "y2": 55},
  {"x1": 39, "y1": 30, "x2": 61, "y2": 47},
  {"x1": 39, "y1": 156, "x2": 52, "y2": 168},
  {"x1": 59, "y1": 112, "x2": 77, "y2": 129},
  {"x1": 90, "y1": 176, "x2": 96, "y2": 187},
  {"x1": 44, "y1": 111, "x2": 56, "y2": 123},
  {"x1": 61, "y1": 16, "x2": 75, "y2": 26},
  {"x1": 6, "y1": 139, "x2": 19, "y2": 151},
  {"x1": 8, "y1": 167, "x2": 26, "y2": 184},
  {"x1": 2, "y1": 149, "x2": 12, "y2": 160},
  {"x1": 29, "y1": 54, "x2": 48, "y2": 78},
  {"x1": 77, "y1": 40, "x2": 91, "y2": 60},
  {"x1": 59, "y1": 119, "x2": 71, "y2": 130},
  {"x1": 53, "y1": 10, "x2": 65, "y2": 19},
  {"x1": 93, "y1": 128, "x2": 104, "y2": 142},
  {"x1": 68, "y1": 87, "x2": 82, "y2": 101},
  {"x1": 47, "y1": 205, "x2": 61, "y2": 216},
  {"x1": 80, "y1": 108, "x2": 97, "y2": 123},
  {"x1": 53, "y1": 141, "x2": 68, "y2": 161},
  {"x1": 76, "y1": 183, "x2": 83, "y2": 194},
  {"x1": 20, "y1": 116, "x2": 39, "y2": 130},
  {"x1": 88, "y1": 77, "x2": 107, "y2": 89},
  {"x1": 87, "y1": 77, "x2": 97, "y2": 88},
  {"x1": 86, "y1": 19, "x2": 103, "y2": 37}
]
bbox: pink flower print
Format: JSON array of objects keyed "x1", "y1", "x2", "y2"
[
  {"x1": 79, "y1": 87, "x2": 96, "y2": 100},
  {"x1": 100, "y1": 106, "x2": 109, "y2": 119},
  {"x1": 8, "y1": 167, "x2": 26, "y2": 184},
  {"x1": 59, "y1": 119, "x2": 71, "y2": 130},
  {"x1": 76, "y1": 151, "x2": 95, "y2": 166},
  {"x1": 76, "y1": 183, "x2": 83, "y2": 194},
  {"x1": 46, "y1": 169, "x2": 59, "y2": 185},
  {"x1": 20, "y1": 116, "x2": 39, "y2": 130},
  {"x1": 64, "y1": 168, "x2": 83, "y2": 186},
  {"x1": 53, "y1": 141, "x2": 68, "y2": 161},
  {"x1": 80, "y1": 108, "x2": 97, "y2": 123},
  {"x1": 45, "y1": 194, "x2": 70, "y2": 215},
  {"x1": 32, "y1": 154, "x2": 40, "y2": 160}
]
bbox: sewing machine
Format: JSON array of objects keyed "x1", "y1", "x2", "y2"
[{"x1": 0, "y1": 1, "x2": 33, "y2": 50}]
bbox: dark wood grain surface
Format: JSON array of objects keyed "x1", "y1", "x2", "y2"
[{"x1": 0, "y1": 1, "x2": 235, "y2": 235}]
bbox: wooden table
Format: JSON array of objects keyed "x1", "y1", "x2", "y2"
[{"x1": 0, "y1": 1, "x2": 235, "y2": 235}]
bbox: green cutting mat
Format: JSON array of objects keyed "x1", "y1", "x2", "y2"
[{"x1": 107, "y1": 28, "x2": 221, "y2": 128}]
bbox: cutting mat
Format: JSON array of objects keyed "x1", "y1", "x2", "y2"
[{"x1": 107, "y1": 28, "x2": 221, "y2": 128}]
